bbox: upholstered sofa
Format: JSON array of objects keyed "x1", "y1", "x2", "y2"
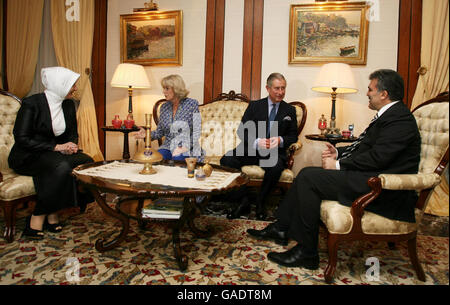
[
  {"x1": 153, "y1": 90, "x2": 307, "y2": 192},
  {"x1": 0, "y1": 90, "x2": 36, "y2": 242}
]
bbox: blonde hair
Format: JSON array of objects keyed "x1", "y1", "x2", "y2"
[{"x1": 161, "y1": 74, "x2": 190, "y2": 100}]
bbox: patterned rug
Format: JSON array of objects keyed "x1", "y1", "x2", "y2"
[{"x1": 0, "y1": 203, "x2": 448, "y2": 285}]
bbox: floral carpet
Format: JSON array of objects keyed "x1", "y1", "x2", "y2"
[{"x1": 0, "y1": 203, "x2": 448, "y2": 285}]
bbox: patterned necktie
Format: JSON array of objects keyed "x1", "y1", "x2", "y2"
[
  {"x1": 339, "y1": 113, "x2": 379, "y2": 160},
  {"x1": 267, "y1": 104, "x2": 277, "y2": 137}
]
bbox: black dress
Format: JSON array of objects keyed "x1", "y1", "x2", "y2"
[{"x1": 8, "y1": 93, "x2": 94, "y2": 215}]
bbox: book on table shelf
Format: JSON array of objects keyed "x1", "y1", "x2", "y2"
[{"x1": 142, "y1": 197, "x2": 184, "y2": 219}]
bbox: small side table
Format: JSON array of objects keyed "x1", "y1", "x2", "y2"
[
  {"x1": 102, "y1": 126, "x2": 140, "y2": 159},
  {"x1": 305, "y1": 134, "x2": 357, "y2": 147}
]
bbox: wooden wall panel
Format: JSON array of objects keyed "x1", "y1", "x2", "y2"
[
  {"x1": 91, "y1": 0, "x2": 108, "y2": 155},
  {"x1": 204, "y1": 0, "x2": 225, "y2": 103},
  {"x1": 397, "y1": 0, "x2": 422, "y2": 109},
  {"x1": 242, "y1": 0, "x2": 263, "y2": 100}
]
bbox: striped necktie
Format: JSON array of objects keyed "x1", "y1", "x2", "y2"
[
  {"x1": 267, "y1": 103, "x2": 277, "y2": 137},
  {"x1": 339, "y1": 113, "x2": 379, "y2": 160}
]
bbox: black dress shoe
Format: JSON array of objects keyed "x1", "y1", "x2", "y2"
[
  {"x1": 255, "y1": 205, "x2": 266, "y2": 221},
  {"x1": 226, "y1": 204, "x2": 251, "y2": 219},
  {"x1": 247, "y1": 223, "x2": 288, "y2": 246},
  {"x1": 43, "y1": 218, "x2": 63, "y2": 233},
  {"x1": 267, "y1": 244, "x2": 319, "y2": 270},
  {"x1": 22, "y1": 216, "x2": 44, "y2": 240},
  {"x1": 256, "y1": 212, "x2": 267, "y2": 221}
]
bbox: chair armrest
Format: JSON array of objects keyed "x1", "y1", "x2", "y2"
[
  {"x1": 378, "y1": 173, "x2": 441, "y2": 191},
  {"x1": 288, "y1": 140, "x2": 303, "y2": 155},
  {"x1": 286, "y1": 140, "x2": 303, "y2": 170}
]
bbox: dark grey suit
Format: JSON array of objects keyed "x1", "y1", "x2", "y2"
[
  {"x1": 220, "y1": 97, "x2": 298, "y2": 209},
  {"x1": 276, "y1": 101, "x2": 421, "y2": 255}
]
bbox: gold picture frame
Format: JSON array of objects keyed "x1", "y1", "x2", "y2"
[
  {"x1": 289, "y1": 2, "x2": 369, "y2": 65},
  {"x1": 120, "y1": 10, "x2": 183, "y2": 66}
]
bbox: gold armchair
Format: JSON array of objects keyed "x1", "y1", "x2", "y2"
[
  {"x1": 320, "y1": 92, "x2": 449, "y2": 283},
  {"x1": 0, "y1": 90, "x2": 36, "y2": 242}
]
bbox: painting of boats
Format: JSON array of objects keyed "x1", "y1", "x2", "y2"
[
  {"x1": 120, "y1": 10, "x2": 183, "y2": 66},
  {"x1": 289, "y1": 2, "x2": 369, "y2": 65},
  {"x1": 340, "y1": 45, "x2": 356, "y2": 56}
]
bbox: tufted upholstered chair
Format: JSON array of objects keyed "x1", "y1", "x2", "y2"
[
  {"x1": 153, "y1": 91, "x2": 307, "y2": 192},
  {"x1": 320, "y1": 92, "x2": 449, "y2": 284},
  {"x1": 0, "y1": 90, "x2": 36, "y2": 242}
]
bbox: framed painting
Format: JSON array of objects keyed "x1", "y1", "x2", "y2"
[
  {"x1": 120, "y1": 10, "x2": 183, "y2": 66},
  {"x1": 289, "y1": 2, "x2": 369, "y2": 65}
]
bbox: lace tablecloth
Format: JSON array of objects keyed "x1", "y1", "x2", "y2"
[{"x1": 74, "y1": 161, "x2": 240, "y2": 190}]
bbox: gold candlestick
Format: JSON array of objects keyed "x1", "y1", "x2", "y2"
[{"x1": 133, "y1": 114, "x2": 163, "y2": 175}]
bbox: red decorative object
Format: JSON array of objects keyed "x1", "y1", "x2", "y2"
[
  {"x1": 112, "y1": 115, "x2": 122, "y2": 129},
  {"x1": 318, "y1": 114, "x2": 327, "y2": 135},
  {"x1": 342, "y1": 130, "x2": 351, "y2": 138},
  {"x1": 124, "y1": 114, "x2": 135, "y2": 129}
]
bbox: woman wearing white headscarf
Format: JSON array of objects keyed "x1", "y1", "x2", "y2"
[{"x1": 8, "y1": 67, "x2": 94, "y2": 239}]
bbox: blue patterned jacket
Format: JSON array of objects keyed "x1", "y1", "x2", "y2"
[{"x1": 151, "y1": 97, "x2": 204, "y2": 161}]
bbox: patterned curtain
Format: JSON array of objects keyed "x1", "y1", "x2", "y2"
[{"x1": 51, "y1": 0, "x2": 104, "y2": 161}]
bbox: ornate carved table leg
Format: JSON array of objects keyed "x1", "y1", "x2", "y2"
[
  {"x1": 136, "y1": 198, "x2": 147, "y2": 230},
  {"x1": 172, "y1": 224, "x2": 188, "y2": 271},
  {"x1": 185, "y1": 197, "x2": 213, "y2": 238},
  {"x1": 87, "y1": 186, "x2": 130, "y2": 252}
]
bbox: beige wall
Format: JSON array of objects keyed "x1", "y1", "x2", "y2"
[
  {"x1": 106, "y1": 0, "x2": 400, "y2": 173},
  {"x1": 261, "y1": 0, "x2": 399, "y2": 173},
  {"x1": 106, "y1": 0, "x2": 207, "y2": 160}
]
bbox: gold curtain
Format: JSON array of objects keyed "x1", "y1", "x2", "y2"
[
  {"x1": 5, "y1": 0, "x2": 44, "y2": 98},
  {"x1": 51, "y1": 0, "x2": 103, "y2": 161},
  {"x1": 411, "y1": 0, "x2": 449, "y2": 216}
]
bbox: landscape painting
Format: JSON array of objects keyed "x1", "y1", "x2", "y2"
[
  {"x1": 120, "y1": 11, "x2": 183, "y2": 66},
  {"x1": 289, "y1": 2, "x2": 369, "y2": 65}
]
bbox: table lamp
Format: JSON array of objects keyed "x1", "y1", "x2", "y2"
[
  {"x1": 312, "y1": 63, "x2": 358, "y2": 138},
  {"x1": 111, "y1": 63, "x2": 151, "y2": 118}
]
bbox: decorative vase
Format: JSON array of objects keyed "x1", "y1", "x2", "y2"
[
  {"x1": 112, "y1": 115, "x2": 122, "y2": 129},
  {"x1": 195, "y1": 167, "x2": 206, "y2": 181},
  {"x1": 124, "y1": 114, "x2": 134, "y2": 129},
  {"x1": 202, "y1": 160, "x2": 213, "y2": 177}
]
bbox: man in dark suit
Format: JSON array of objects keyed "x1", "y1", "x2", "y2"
[
  {"x1": 247, "y1": 69, "x2": 421, "y2": 270},
  {"x1": 220, "y1": 73, "x2": 298, "y2": 220}
]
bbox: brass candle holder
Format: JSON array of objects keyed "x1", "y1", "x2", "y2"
[{"x1": 133, "y1": 114, "x2": 163, "y2": 175}]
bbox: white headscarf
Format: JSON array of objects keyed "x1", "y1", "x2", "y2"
[{"x1": 41, "y1": 67, "x2": 80, "y2": 137}]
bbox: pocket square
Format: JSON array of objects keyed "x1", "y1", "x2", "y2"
[{"x1": 283, "y1": 116, "x2": 292, "y2": 121}]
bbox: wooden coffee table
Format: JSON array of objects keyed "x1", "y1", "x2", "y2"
[{"x1": 72, "y1": 160, "x2": 248, "y2": 271}]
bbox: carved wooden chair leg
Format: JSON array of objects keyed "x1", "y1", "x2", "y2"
[
  {"x1": 407, "y1": 236, "x2": 426, "y2": 281},
  {"x1": 324, "y1": 233, "x2": 339, "y2": 284},
  {"x1": 1, "y1": 201, "x2": 17, "y2": 243}
]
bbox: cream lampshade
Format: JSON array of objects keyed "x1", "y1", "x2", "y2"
[
  {"x1": 312, "y1": 63, "x2": 358, "y2": 138},
  {"x1": 111, "y1": 63, "x2": 151, "y2": 117}
]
